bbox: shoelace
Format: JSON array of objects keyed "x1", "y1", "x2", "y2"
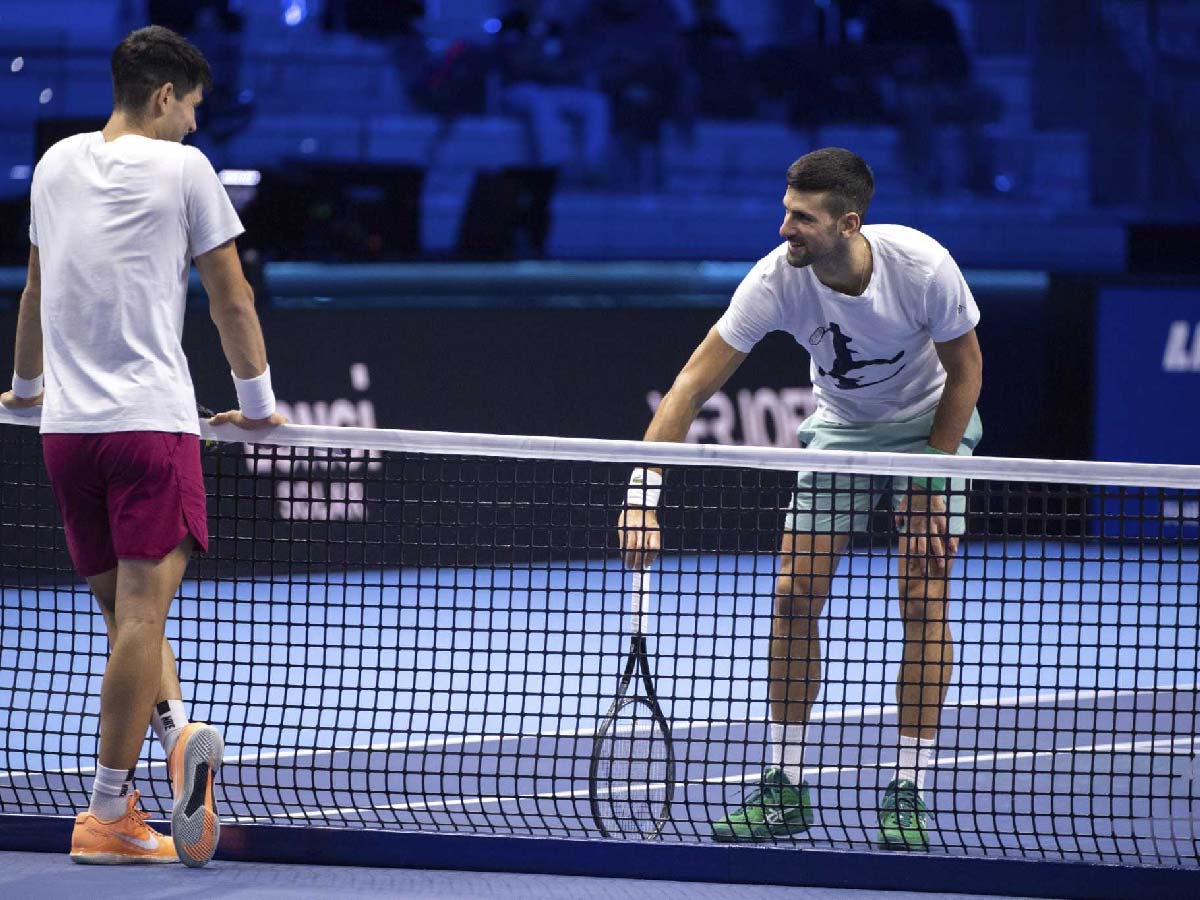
[
  {"x1": 125, "y1": 791, "x2": 154, "y2": 828},
  {"x1": 742, "y1": 786, "x2": 768, "y2": 807},
  {"x1": 885, "y1": 788, "x2": 920, "y2": 827},
  {"x1": 746, "y1": 783, "x2": 792, "y2": 813}
]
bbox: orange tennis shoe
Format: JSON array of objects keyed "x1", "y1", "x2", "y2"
[
  {"x1": 70, "y1": 790, "x2": 178, "y2": 864},
  {"x1": 168, "y1": 722, "x2": 224, "y2": 868}
]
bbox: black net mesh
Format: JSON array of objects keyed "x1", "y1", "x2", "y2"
[{"x1": 1, "y1": 418, "x2": 1197, "y2": 866}]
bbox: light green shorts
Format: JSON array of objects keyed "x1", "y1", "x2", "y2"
[{"x1": 784, "y1": 406, "x2": 983, "y2": 536}]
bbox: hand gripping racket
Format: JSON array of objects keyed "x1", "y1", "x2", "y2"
[{"x1": 588, "y1": 569, "x2": 677, "y2": 838}]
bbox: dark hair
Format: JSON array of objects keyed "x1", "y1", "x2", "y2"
[
  {"x1": 111, "y1": 26, "x2": 212, "y2": 113},
  {"x1": 786, "y1": 148, "x2": 875, "y2": 220}
]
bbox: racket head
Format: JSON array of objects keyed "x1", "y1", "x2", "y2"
[{"x1": 588, "y1": 694, "x2": 675, "y2": 839}]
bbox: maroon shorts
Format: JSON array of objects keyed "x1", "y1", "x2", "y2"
[{"x1": 42, "y1": 432, "x2": 209, "y2": 577}]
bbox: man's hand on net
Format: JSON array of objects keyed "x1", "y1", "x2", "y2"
[
  {"x1": 619, "y1": 507, "x2": 661, "y2": 570},
  {"x1": 895, "y1": 490, "x2": 957, "y2": 563},
  {"x1": 0, "y1": 389, "x2": 42, "y2": 410},
  {"x1": 207, "y1": 409, "x2": 289, "y2": 430}
]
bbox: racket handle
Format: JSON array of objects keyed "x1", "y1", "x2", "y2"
[{"x1": 629, "y1": 570, "x2": 652, "y2": 635}]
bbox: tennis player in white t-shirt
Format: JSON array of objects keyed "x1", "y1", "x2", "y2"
[
  {"x1": 1, "y1": 26, "x2": 285, "y2": 867},
  {"x1": 619, "y1": 148, "x2": 983, "y2": 850}
]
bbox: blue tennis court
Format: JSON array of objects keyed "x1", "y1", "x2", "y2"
[{"x1": 4, "y1": 543, "x2": 1197, "y2": 867}]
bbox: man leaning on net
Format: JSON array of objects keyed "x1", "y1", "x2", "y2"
[
  {"x1": 1, "y1": 26, "x2": 285, "y2": 866},
  {"x1": 618, "y1": 147, "x2": 983, "y2": 850}
]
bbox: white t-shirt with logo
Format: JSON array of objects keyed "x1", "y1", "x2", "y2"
[
  {"x1": 716, "y1": 224, "x2": 979, "y2": 425},
  {"x1": 30, "y1": 132, "x2": 244, "y2": 434}
]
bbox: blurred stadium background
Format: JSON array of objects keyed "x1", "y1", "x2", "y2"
[{"x1": 0, "y1": 0, "x2": 1196, "y2": 470}]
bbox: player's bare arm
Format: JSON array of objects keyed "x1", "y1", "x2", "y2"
[
  {"x1": 620, "y1": 326, "x2": 747, "y2": 569},
  {"x1": 646, "y1": 326, "x2": 747, "y2": 442},
  {"x1": 897, "y1": 328, "x2": 983, "y2": 560},
  {"x1": 928, "y1": 328, "x2": 983, "y2": 453},
  {"x1": 1, "y1": 246, "x2": 43, "y2": 410},
  {"x1": 195, "y1": 239, "x2": 286, "y2": 430}
]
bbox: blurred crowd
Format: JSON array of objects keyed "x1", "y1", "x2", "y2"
[{"x1": 156, "y1": 0, "x2": 1004, "y2": 194}]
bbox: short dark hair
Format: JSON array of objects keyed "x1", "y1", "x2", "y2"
[
  {"x1": 111, "y1": 26, "x2": 212, "y2": 113},
  {"x1": 786, "y1": 148, "x2": 875, "y2": 220}
]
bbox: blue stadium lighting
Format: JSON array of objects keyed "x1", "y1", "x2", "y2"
[
  {"x1": 10, "y1": 56, "x2": 23, "y2": 73},
  {"x1": 9, "y1": 165, "x2": 31, "y2": 180},
  {"x1": 993, "y1": 174, "x2": 1014, "y2": 193},
  {"x1": 238, "y1": 88, "x2": 254, "y2": 104},
  {"x1": 282, "y1": 0, "x2": 306, "y2": 27},
  {"x1": 38, "y1": 88, "x2": 52, "y2": 104},
  {"x1": 483, "y1": 18, "x2": 502, "y2": 34}
]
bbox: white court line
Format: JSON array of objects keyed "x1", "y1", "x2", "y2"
[
  {"x1": 929, "y1": 732, "x2": 1200, "y2": 771},
  {"x1": 0, "y1": 717, "x2": 719, "y2": 782},
  {"x1": 226, "y1": 733, "x2": 1200, "y2": 826},
  {"x1": 3, "y1": 681, "x2": 1195, "y2": 783},
  {"x1": 806, "y1": 681, "x2": 1200, "y2": 726}
]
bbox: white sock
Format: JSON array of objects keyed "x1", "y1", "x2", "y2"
[
  {"x1": 90, "y1": 763, "x2": 134, "y2": 821},
  {"x1": 897, "y1": 733, "x2": 937, "y2": 791},
  {"x1": 151, "y1": 699, "x2": 189, "y2": 756},
  {"x1": 770, "y1": 722, "x2": 807, "y2": 787}
]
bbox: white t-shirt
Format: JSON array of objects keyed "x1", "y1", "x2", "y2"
[
  {"x1": 30, "y1": 132, "x2": 244, "y2": 434},
  {"x1": 716, "y1": 224, "x2": 979, "y2": 425}
]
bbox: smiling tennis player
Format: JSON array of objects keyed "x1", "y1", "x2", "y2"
[
  {"x1": 619, "y1": 147, "x2": 983, "y2": 850},
  {"x1": 1, "y1": 26, "x2": 285, "y2": 866}
]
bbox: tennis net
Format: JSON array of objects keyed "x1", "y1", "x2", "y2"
[{"x1": 1, "y1": 409, "x2": 1198, "y2": 869}]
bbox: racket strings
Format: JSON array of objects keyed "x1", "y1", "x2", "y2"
[{"x1": 593, "y1": 699, "x2": 672, "y2": 837}]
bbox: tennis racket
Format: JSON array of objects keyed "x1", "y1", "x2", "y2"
[{"x1": 589, "y1": 569, "x2": 676, "y2": 839}]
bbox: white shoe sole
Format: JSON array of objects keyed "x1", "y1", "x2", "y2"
[
  {"x1": 70, "y1": 851, "x2": 178, "y2": 864},
  {"x1": 172, "y1": 724, "x2": 224, "y2": 868}
]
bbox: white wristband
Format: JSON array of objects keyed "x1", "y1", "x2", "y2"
[
  {"x1": 626, "y1": 468, "x2": 663, "y2": 507},
  {"x1": 232, "y1": 366, "x2": 276, "y2": 420},
  {"x1": 12, "y1": 372, "x2": 43, "y2": 398}
]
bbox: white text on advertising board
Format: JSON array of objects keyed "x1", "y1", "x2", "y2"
[
  {"x1": 241, "y1": 363, "x2": 382, "y2": 521},
  {"x1": 646, "y1": 387, "x2": 815, "y2": 446},
  {"x1": 1162, "y1": 321, "x2": 1200, "y2": 372}
]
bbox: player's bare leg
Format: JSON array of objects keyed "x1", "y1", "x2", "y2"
[
  {"x1": 896, "y1": 541, "x2": 956, "y2": 741},
  {"x1": 95, "y1": 538, "x2": 192, "y2": 773},
  {"x1": 771, "y1": 532, "x2": 853, "y2": 737},
  {"x1": 879, "y1": 525, "x2": 959, "y2": 850},
  {"x1": 713, "y1": 531, "x2": 851, "y2": 842},
  {"x1": 89, "y1": 567, "x2": 185, "y2": 716},
  {"x1": 71, "y1": 539, "x2": 191, "y2": 864}
]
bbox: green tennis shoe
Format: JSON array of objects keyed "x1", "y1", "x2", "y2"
[
  {"x1": 876, "y1": 778, "x2": 929, "y2": 850},
  {"x1": 711, "y1": 768, "x2": 813, "y2": 842}
]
